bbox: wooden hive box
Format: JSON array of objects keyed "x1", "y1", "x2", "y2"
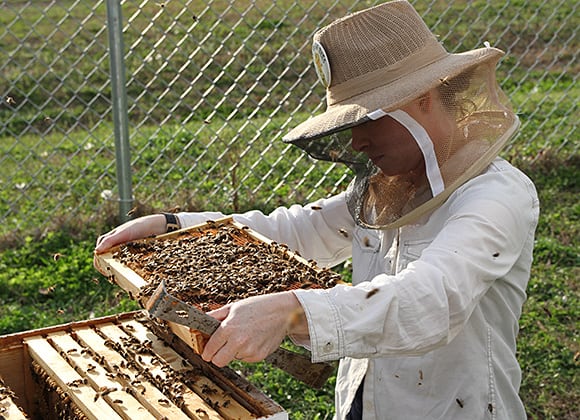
[
  {"x1": 94, "y1": 217, "x2": 339, "y2": 388},
  {"x1": 0, "y1": 311, "x2": 287, "y2": 419}
]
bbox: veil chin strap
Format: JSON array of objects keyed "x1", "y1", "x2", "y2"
[{"x1": 366, "y1": 109, "x2": 445, "y2": 197}]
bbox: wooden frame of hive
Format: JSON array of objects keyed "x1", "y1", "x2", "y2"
[
  {"x1": 94, "y1": 217, "x2": 336, "y2": 356},
  {"x1": 0, "y1": 311, "x2": 287, "y2": 419}
]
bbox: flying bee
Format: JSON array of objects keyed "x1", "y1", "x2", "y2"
[
  {"x1": 311, "y1": 205, "x2": 322, "y2": 211},
  {"x1": 126, "y1": 206, "x2": 138, "y2": 217},
  {"x1": 338, "y1": 228, "x2": 349, "y2": 238},
  {"x1": 328, "y1": 149, "x2": 341, "y2": 161}
]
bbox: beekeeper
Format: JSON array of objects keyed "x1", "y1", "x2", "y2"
[{"x1": 95, "y1": 1, "x2": 539, "y2": 418}]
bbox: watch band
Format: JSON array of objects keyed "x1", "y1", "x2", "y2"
[{"x1": 163, "y1": 213, "x2": 180, "y2": 233}]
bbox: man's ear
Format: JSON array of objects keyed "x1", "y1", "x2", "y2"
[{"x1": 418, "y1": 92, "x2": 433, "y2": 113}]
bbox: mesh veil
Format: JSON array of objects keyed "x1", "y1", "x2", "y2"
[{"x1": 292, "y1": 61, "x2": 519, "y2": 229}]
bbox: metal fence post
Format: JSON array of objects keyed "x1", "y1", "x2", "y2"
[{"x1": 106, "y1": 0, "x2": 133, "y2": 222}]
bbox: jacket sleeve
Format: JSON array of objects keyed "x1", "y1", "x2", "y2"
[
  {"x1": 176, "y1": 192, "x2": 355, "y2": 268},
  {"x1": 295, "y1": 165, "x2": 539, "y2": 362}
]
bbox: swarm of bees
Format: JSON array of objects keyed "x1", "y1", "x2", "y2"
[{"x1": 113, "y1": 222, "x2": 341, "y2": 311}]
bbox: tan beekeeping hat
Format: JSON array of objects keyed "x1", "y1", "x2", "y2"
[{"x1": 283, "y1": 0, "x2": 504, "y2": 144}]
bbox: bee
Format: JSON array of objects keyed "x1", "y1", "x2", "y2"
[
  {"x1": 39, "y1": 285, "x2": 56, "y2": 295},
  {"x1": 53, "y1": 252, "x2": 63, "y2": 261},
  {"x1": 363, "y1": 236, "x2": 371, "y2": 247},
  {"x1": 67, "y1": 379, "x2": 84, "y2": 388},
  {"x1": 126, "y1": 206, "x2": 138, "y2": 217},
  {"x1": 440, "y1": 77, "x2": 450, "y2": 87},
  {"x1": 5, "y1": 96, "x2": 16, "y2": 105},
  {"x1": 456, "y1": 398, "x2": 464, "y2": 408},
  {"x1": 158, "y1": 398, "x2": 170, "y2": 405},
  {"x1": 86, "y1": 364, "x2": 97, "y2": 373},
  {"x1": 338, "y1": 228, "x2": 349, "y2": 238},
  {"x1": 100, "y1": 386, "x2": 116, "y2": 397},
  {"x1": 112, "y1": 399, "x2": 123, "y2": 404},
  {"x1": 492, "y1": 252, "x2": 500, "y2": 258},
  {"x1": 66, "y1": 348, "x2": 78, "y2": 354},
  {"x1": 57, "y1": 308, "x2": 65, "y2": 314},
  {"x1": 201, "y1": 383, "x2": 217, "y2": 394},
  {"x1": 328, "y1": 150, "x2": 341, "y2": 161},
  {"x1": 311, "y1": 205, "x2": 322, "y2": 211},
  {"x1": 366, "y1": 288, "x2": 379, "y2": 299},
  {"x1": 91, "y1": 277, "x2": 100, "y2": 285}
]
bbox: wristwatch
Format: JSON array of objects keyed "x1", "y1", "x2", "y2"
[{"x1": 163, "y1": 213, "x2": 180, "y2": 233}]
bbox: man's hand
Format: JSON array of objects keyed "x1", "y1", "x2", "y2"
[{"x1": 201, "y1": 291, "x2": 309, "y2": 367}]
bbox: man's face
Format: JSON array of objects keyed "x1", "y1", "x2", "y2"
[{"x1": 350, "y1": 113, "x2": 424, "y2": 176}]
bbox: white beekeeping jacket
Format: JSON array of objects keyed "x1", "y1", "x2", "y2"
[{"x1": 177, "y1": 157, "x2": 538, "y2": 420}]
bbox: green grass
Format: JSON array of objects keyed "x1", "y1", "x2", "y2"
[{"x1": 1, "y1": 0, "x2": 578, "y2": 418}]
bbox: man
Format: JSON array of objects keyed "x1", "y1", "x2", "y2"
[{"x1": 95, "y1": 1, "x2": 539, "y2": 418}]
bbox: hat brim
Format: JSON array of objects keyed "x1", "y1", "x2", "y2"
[{"x1": 283, "y1": 47, "x2": 504, "y2": 144}]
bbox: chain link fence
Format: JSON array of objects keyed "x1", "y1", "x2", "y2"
[{"x1": 1, "y1": 0, "x2": 578, "y2": 242}]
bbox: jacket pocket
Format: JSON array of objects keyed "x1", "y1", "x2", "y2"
[
  {"x1": 402, "y1": 238, "x2": 432, "y2": 260},
  {"x1": 351, "y1": 227, "x2": 381, "y2": 283}
]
